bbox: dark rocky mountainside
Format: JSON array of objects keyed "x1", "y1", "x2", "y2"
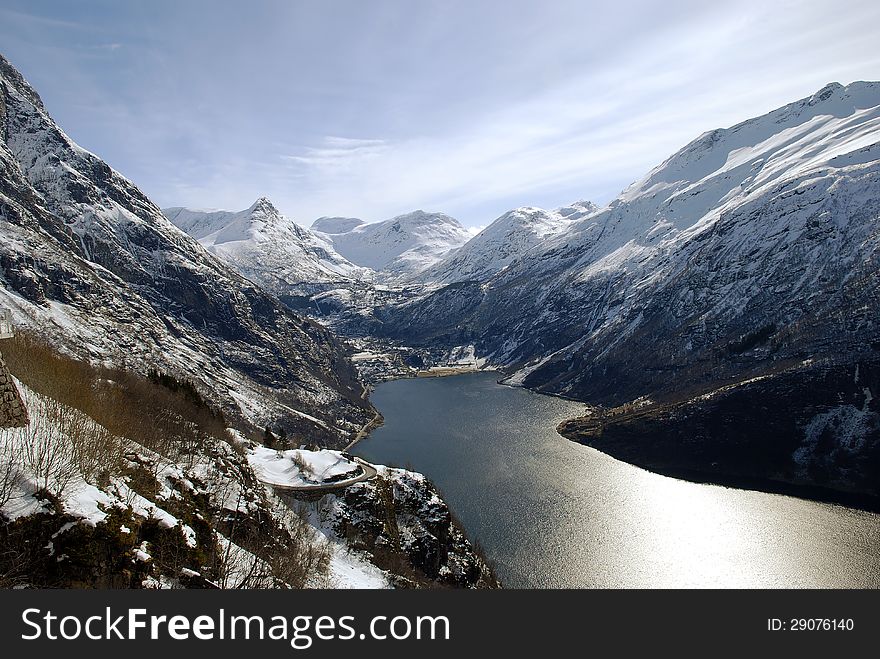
[
  {"x1": 0, "y1": 348, "x2": 26, "y2": 427},
  {"x1": 325, "y1": 82, "x2": 880, "y2": 499},
  {"x1": 0, "y1": 53, "x2": 371, "y2": 446},
  {"x1": 558, "y1": 359, "x2": 880, "y2": 506},
  {"x1": 305, "y1": 466, "x2": 498, "y2": 588}
]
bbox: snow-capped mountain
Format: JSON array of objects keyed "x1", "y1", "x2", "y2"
[
  {"x1": 165, "y1": 198, "x2": 368, "y2": 295},
  {"x1": 0, "y1": 53, "x2": 371, "y2": 446},
  {"x1": 370, "y1": 81, "x2": 880, "y2": 399},
  {"x1": 419, "y1": 202, "x2": 598, "y2": 284},
  {"x1": 349, "y1": 81, "x2": 880, "y2": 495},
  {"x1": 312, "y1": 210, "x2": 472, "y2": 279},
  {"x1": 495, "y1": 80, "x2": 880, "y2": 396}
]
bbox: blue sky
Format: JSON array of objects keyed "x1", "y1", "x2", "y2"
[{"x1": 2, "y1": 0, "x2": 879, "y2": 227}]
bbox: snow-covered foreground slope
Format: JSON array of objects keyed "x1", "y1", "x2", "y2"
[
  {"x1": 165, "y1": 198, "x2": 369, "y2": 295},
  {"x1": 312, "y1": 210, "x2": 472, "y2": 279},
  {"x1": 0, "y1": 378, "x2": 494, "y2": 588},
  {"x1": 418, "y1": 201, "x2": 598, "y2": 284},
  {"x1": 0, "y1": 380, "x2": 340, "y2": 588},
  {"x1": 0, "y1": 53, "x2": 371, "y2": 446}
]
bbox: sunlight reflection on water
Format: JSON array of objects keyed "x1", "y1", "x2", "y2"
[{"x1": 354, "y1": 372, "x2": 880, "y2": 588}]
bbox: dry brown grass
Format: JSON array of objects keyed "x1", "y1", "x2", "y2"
[{"x1": 3, "y1": 334, "x2": 229, "y2": 467}]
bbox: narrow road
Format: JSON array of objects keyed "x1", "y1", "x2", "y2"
[
  {"x1": 344, "y1": 411, "x2": 383, "y2": 452},
  {"x1": 268, "y1": 458, "x2": 378, "y2": 494}
]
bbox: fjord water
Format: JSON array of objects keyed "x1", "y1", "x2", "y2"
[{"x1": 353, "y1": 372, "x2": 880, "y2": 588}]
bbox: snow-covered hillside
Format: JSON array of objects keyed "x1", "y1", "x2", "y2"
[
  {"x1": 0, "y1": 377, "x2": 494, "y2": 588},
  {"x1": 165, "y1": 198, "x2": 369, "y2": 295},
  {"x1": 312, "y1": 210, "x2": 471, "y2": 279},
  {"x1": 419, "y1": 202, "x2": 598, "y2": 284},
  {"x1": 0, "y1": 53, "x2": 371, "y2": 446},
  {"x1": 368, "y1": 81, "x2": 880, "y2": 403},
  {"x1": 311, "y1": 216, "x2": 365, "y2": 234}
]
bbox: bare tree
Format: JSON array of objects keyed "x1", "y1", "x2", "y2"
[
  {"x1": 0, "y1": 429, "x2": 18, "y2": 509},
  {"x1": 20, "y1": 393, "x2": 77, "y2": 498}
]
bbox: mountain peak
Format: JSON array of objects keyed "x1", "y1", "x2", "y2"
[
  {"x1": 0, "y1": 53, "x2": 47, "y2": 113},
  {"x1": 808, "y1": 81, "x2": 845, "y2": 105},
  {"x1": 247, "y1": 196, "x2": 279, "y2": 215}
]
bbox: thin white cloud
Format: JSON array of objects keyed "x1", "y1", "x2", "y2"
[
  {"x1": 282, "y1": 136, "x2": 389, "y2": 170},
  {"x1": 4, "y1": 0, "x2": 878, "y2": 227},
  {"x1": 322, "y1": 136, "x2": 386, "y2": 148},
  {"x1": 268, "y1": 2, "x2": 880, "y2": 224}
]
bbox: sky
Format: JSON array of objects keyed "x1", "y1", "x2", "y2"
[{"x1": 1, "y1": 0, "x2": 879, "y2": 228}]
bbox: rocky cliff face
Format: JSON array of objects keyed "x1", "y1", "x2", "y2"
[
  {"x1": 0, "y1": 53, "x2": 371, "y2": 446},
  {"x1": 0, "y1": 349, "x2": 26, "y2": 427},
  {"x1": 316, "y1": 465, "x2": 498, "y2": 588}
]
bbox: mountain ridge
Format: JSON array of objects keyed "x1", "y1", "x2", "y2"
[
  {"x1": 0, "y1": 52, "x2": 372, "y2": 446},
  {"x1": 313, "y1": 209, "x2": 472, "y2": 279},
  {"x1": 164, "y1": 197, "x2": 368, "y2": 295}
]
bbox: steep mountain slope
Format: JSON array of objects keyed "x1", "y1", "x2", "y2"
[
  {"x1": 490, "y1": 81, "x2": 880, "y2": 399},
  {"x1": 363, "y1": 82, "x2": 880, "y2": 497},
  {"x1": 313, "y1": 210, "x2": 471, "y2": 279},
  {"x1": 418, "y1": 201, "x2": 598, "y2": 284},
  {"x1": 165, "y1": 198, "x2": 368, "y2": 295},
  {"x1": 0, "y1": 53, "x2": 371, "y2": 447}
]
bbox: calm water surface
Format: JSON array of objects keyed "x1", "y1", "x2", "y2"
[{"x1": 353, "y1": 372, "x2": 880, "y2": 588}]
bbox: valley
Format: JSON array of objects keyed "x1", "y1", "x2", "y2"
[{"x1": 1, "y1": 46, "x2": 878, "y2": 589}]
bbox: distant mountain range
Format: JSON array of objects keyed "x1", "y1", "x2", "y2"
[
  {"x1": 311, "y1": 210, "x2": 472, "y2": 279},
  {"x1": 166, "y1": 205, "x2": 473, "y2": 286},
  {"x1": 317, "y1": 81, "x2": 880, "y2": 500},
  {"x1": 3, "y1": 43, "x2": 877, "y2": 502},
  {"x1": 164, "y1": 197, "x2": 368, "y2": 295}
]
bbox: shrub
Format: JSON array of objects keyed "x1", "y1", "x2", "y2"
[
  {"x1": 0, "y1": 431, "x2": 15, "y2": 510},
  {"x1": 3, "y1": 334, "x2": 228, "y2": 467}
]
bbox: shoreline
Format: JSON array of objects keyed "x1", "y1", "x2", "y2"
[
  {"x1": 557, "y1": 430, "x2": 880, "y2": 514},
  {"x1": 360, "y1": 368, "x2": 880, "y2": 515},
  {"x1": 415, "y1": 366, "x2": 495, "y2": 378},
  {"x1": 343, "y1": 410, "x2": 384, "y2": 451}
]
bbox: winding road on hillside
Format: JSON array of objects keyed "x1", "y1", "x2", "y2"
[{"x1": 268, "y1": 457, "x2": 378, "y2": 494}]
